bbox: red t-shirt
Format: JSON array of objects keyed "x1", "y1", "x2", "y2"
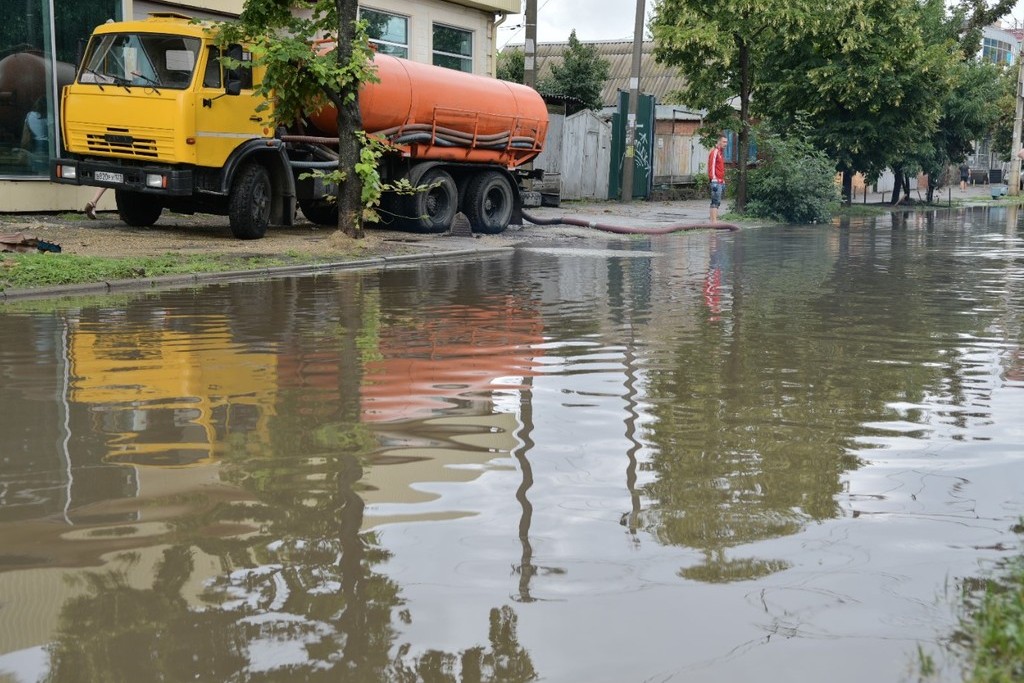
[{"x1": 708, "y1": 146, "x2": 725, "y2": 183}]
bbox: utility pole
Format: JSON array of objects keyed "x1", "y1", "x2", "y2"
[
  {"x1": 524, "y1": 0, "x2": 537, "y2": 89},
  {"x1": 619, "y1": 0, "x2": 645, "y2": 203},
  {"x1": 1010, "y1": 42, "x2": 1024, "y2": 196}
]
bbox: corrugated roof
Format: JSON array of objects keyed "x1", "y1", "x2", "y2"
[{"x1": 534, "y1": 40, "x2": 687, "y2": 107}]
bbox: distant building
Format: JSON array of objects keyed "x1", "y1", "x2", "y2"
[{"x1": 969, "y1": 22, "x2": 1023, "y2": 181}]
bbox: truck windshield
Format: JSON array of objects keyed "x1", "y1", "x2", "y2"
[{"x1": 79, "y1": 33, "x2": 202, "y2": 90}]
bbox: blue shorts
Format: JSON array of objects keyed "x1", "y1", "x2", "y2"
[{"x1": 710, "y1": 181, "x2": 724, "y2": 208}]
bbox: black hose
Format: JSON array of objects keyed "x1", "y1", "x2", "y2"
[
  {"x1": 289, "y1": 159, "x2": 340, "y2": 169},
  {"x1": 281, "y1": 134, "x2": 338, "y2": 145},
  {"x1": 521, "y1": 210, "x2": 739, "y2": 234}
]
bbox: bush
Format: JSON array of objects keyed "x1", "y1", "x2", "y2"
[{"x1": 745, "y1": 132, "x2": 840, "y2": 223}]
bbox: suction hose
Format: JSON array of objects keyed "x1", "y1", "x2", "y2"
[{"x1": 522, "y1": 210, "x2": 739, "y2": 235}]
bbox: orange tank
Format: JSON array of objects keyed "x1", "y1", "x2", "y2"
[{"x1": 306, "y1": 53, "x2": 548, "y2": 169}]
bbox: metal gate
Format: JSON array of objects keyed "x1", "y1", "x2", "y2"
[{"x1": 608, "y1": 90, "x2": 655, "y2": 200}]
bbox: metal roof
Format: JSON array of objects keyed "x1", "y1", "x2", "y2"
[{"x1": 533, "y1": 40, "x2": 686, "y2": 107}]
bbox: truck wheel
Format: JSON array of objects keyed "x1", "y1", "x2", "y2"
[
  {"x1": 299, "y1": 198, "x2": 337, "y2": 226},
  {"x1": 463, "y1": 171, "x2": 513, "y2": 234},
  {"x1": 115, "y1": 190, "x2": 162, "y2": 227},
  {"x1": 408, "y1": 168, "x2": 457, "y2": 233},
  {"x1": 229, "y1": 163, "x2": 271, "y2": 240}
]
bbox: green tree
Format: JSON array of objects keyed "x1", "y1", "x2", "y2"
[
  {"x1": 755, "y1": 0, "x2": 953, "y2": 204},
  {"x1": 537, "y1": 30, "x2": 610, "y2": 110},
  {"x1": 920, "y1": 59, "x2": 1005, "y2": 201},
  {"x1": 652, "y1": 0, "x2": 828, "y2": 213},
  {"x1": 217, "y1": 1, "x2": 377, "y2": 239},
  {"x1": 892, "y1": 0, "x2": 1007, "y2": 203},
  {"x1": 497, "y1": 46, "x2": 525, "y2": 83},
  {"x1": 989, "y1": 67, "x2": 1018, "y2": 161}
]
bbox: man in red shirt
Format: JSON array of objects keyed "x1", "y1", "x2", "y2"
[{"x1": 708, "y1": 134, "x2": 727, "y2": 223}]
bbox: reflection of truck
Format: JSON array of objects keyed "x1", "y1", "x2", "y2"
[
  {"x1": 69, "y1": 318, "x2": 277, "y2": 467},
  {"x1": 51, "y1": 13, "x2": 549, "y2": 239}
]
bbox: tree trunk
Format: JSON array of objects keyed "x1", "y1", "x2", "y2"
[
  {"x1": 335, "y1": 0, "x2": 364, "y2": 239},
  {"x1": 842, "y1": 169, "x2": 853, "y2": 205},
  {"x1": 889, "y1": 168, "x2": 903, "y2": 205}
]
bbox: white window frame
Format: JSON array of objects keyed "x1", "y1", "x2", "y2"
[
  {"x1": 360, "y1": 7, "x2": 409, "y2": 59},
  {"x1": 432, "y1": 23, "x2": 473, "y2": 73}
]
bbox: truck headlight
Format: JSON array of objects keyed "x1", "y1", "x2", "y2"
[
  {"x1": 146, "y1": 173, "x2": 166, "y2": 188},
  {"x1": 58, "y1": 165, "x2": 76, "y2": 179}
]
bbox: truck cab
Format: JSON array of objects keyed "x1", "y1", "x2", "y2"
[{"x1": 52, "y1": 13, "x2": 294, "y2": 239}]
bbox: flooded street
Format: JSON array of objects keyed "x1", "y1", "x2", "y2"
[{"x1": 1, "y1": 206, "x2": 1022, "y2": 682}]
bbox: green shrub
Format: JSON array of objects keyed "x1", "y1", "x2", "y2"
[
  {"x1": 745, "y1": 131, "x2": 840, "y2": 223},
  {"x1": 692, "y1": 163, "x2": 709, "y2": 197}
]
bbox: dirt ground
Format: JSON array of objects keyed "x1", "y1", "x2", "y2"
[
  {"x1": 0, "y1": 203, "x2": 647, "y2": 263},
  {"x1": 0, "y1": 199, "x2": 695, "y2": 264},
  {"x1": 0, "y1": 210, "x2": 458, "y2": 260}
]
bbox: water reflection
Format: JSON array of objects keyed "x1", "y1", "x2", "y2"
[{"x1": 1, "y1": 208, "x2": 1023, "y2": 681}]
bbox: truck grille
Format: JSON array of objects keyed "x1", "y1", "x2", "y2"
[
  {"x1": 69, "y1": 124, "x2": 176, "y2": 161},
  {"x1": 87, "y1": 130, "x2": 159, "y2": 158}
]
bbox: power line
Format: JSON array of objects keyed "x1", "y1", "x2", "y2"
[{"x1": 500, "y1": 0, "x2": 553, "y2": 47}]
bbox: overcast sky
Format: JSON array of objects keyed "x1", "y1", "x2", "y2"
[
  {"x1": 497, "y1": 0, "x2": 1024, "y2": 49},
  {"x1": 497, "y1": 0, "x2": 653, "y2": 48}
]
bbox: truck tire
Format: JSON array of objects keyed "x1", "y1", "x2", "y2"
[
  {"x1": 408, "y1": 167, "x2": 457, "y2": 233},
  {"x1": 115, "y1": 189, "x2": 162, "y2": 227},
  {"x1": 463, "y1": 171, "x2": 513, "y2": 234},
  {"x1": 299, "y1": 198, "x2": 337, "y2": 226},
  {"x1": 229, "y1": 163, "x2": 271, "y2": 240}
]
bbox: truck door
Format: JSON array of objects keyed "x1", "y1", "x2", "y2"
[{"x1": 193, "y1": 44, "x2": 269, "y2": 168}]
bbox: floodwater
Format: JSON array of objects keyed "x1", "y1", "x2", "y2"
[{"x1": 1, "y1": 206, "x2": 1022, "y2": 683}]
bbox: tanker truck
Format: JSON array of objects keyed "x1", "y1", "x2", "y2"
[{"x1": 51, "y1": 12, "x2": 548, "y2": 239}]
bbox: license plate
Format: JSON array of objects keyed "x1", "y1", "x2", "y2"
[{"x1": 94, "y1": 171, "x2": 123, "y2": 184}]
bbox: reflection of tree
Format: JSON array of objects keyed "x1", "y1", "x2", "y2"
[
  {"x1": 45, "y1": 272, "x2": 539, "y2": 680},
  {"x1": 47, "y1": 445, "x2": 537, "y2": 681},
  {"x1": 635, "y1": 233, "x2": 880, "y2": 580},
  {"x1": 0, "y1": 1, "x2": 120, "y2": 62},
  {"x1": 47, "y1": 547, "x2": 247, "y2": 681},
  {"x1": 640, "y1": 223, "x2": 1013, "y2": 582},
  {"x1": 391, "y1": 606, "x2": 537, "y2": 682}
]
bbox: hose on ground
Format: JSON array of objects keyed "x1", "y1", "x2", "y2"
[{"x1": 521, "y1": 210, "x2": 739, "y2": 234}]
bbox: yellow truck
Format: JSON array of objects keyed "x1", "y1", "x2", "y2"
[{"x1": 51, "y1": 13, "x2": 549, "y2": 239}]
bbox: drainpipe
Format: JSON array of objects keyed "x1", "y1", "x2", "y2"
[{"x1": 491, "y1": 11, "x2": 507, "y2": 77}]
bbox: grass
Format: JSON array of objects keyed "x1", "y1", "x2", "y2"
[
  {"x1": 835, "y1": 203, "x2": 890, "y2": 217},
  {"x1": 0, "y1": 252, "x2": 292, "y2": 291},
  {"x1": 957, "y1": 554, "x2": 1024, "y2": 682}
]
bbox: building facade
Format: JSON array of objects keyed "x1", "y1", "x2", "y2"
[{"x1": 0, "y1": 0, "x2": 516, "y2": 212}]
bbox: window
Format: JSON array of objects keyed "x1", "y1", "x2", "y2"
[
  {"x1": 202, "y1": 45, "x2": 254, "y2": 90},
  {"x1": 0, "y1": 0, "x2": 121, "y2": 179},
  {"x1": 433, "y1": 24, "x2": 472, "y2": 73},
  {"x1": 982, "y1": 37, "x2": 1014, "y2": 65},
  {"x1": 80, "y1": 33, "x2": 202, "y2": 89},
  {"x1": 361, "y1": 8, "x2": 408, "y2": 59}
]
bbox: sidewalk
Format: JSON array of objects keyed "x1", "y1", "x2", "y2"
[
  {"x1": 855, "y1": 181, "x2": 1004, "y2": 206},
  {"x1": 528, "y1": 180, "x2": 1009, "y2": 226}
]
